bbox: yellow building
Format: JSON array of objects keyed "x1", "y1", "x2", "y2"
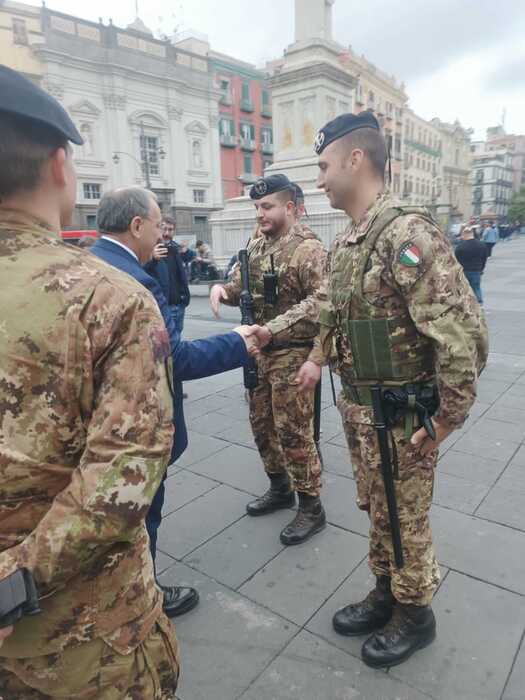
[
  {"x1": 0, "y1": 1, "x2": 44, "y2": 81},
  {"x1": 338, "y1": 48, "x2": 408, "y2": 199},
  {"x1": 402, "y1": 109, "x2": 443, "y2": 213}
]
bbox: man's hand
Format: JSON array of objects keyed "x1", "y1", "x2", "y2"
[
  {"x1": 296, "y1": 360, "x2": 322, "y2": 392},
  {"x1": 411, "y1": 418, "x2": 454, "y2": 456},
  {"x1": 0, "y1": 625, "x2": 13, "y2": 648},
  {"x1": 210, "y1": 285, "x2": 228, "y2": 318},
  {"x1": 246, "y1": 325, "x2": 272, "y2": 349},
  {"x1": 233, "y1": 326, "x2": 261, "y2": 357},
  {"x1": 152, "y1": 243, "x2": 168, "y2": 261}
]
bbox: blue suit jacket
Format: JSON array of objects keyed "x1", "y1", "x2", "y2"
[{"x1": 91, "y1": 237, "x2": 248, "y2": 461}]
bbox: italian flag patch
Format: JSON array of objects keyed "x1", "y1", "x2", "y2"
[{"x1": 399, "y1": 242, "x2": 421, "y2": 267}]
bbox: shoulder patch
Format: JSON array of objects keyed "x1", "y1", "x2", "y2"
[{"x1": 398, "y1": 242, "x2": 421, "y2": 267}]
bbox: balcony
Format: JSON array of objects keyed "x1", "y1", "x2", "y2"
[
  {"x1": 261, "y1": 106, "x2": 272, "y2": 118},
  {"x1": 239, "y1": 172, "x2": 257, "y2": 184},
  {"x1": 240, "y1": 98, "x2": 254, "y2": 113},
  {"x1": 240, "y1": 138, "x2": 256, "y2": 152},
  {"x1": 220, "y1": 134, "x2": 237, "y2": 148},
  {"x1": 261, "y1": 143, "x2": 274, "y2": 155}
]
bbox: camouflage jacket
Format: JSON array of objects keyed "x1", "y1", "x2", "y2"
[
  {"x1": 0, "y1": 211, "x2": 174, "y2": 657},
  {"x1": 312, "y1": 193, "x2": 489, "y2": 427},
  {"x1": 222, "y1": 223, "x2": 326, "y2": 358}
]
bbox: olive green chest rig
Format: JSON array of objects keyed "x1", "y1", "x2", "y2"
[{"x1": 321, "y1": 206, "x2": 436, "y2": 385}]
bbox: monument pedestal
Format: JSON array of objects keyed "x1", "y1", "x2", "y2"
[{"x1": 211, "y1": 0, "x2": 354, "y2": 263}]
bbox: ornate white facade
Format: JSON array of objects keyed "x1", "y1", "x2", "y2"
[{"x1": 34, "y1": 6, "x2": 223, "y2": 238}]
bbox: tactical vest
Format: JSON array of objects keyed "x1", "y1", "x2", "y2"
[
  {"x1": 321, "y1": 206, "x2": 437, "y2": 386},
  {"x1": 248, "y1": 225, "x2": 319, "y2": 326}
]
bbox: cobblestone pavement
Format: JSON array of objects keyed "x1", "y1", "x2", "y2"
[{"x1": 161, "y1": 237, "x2": 525, "y2": 700}]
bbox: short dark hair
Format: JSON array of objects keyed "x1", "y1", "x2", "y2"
[
  {"x1": 0, "y1": 113, "x2": 68, "y2": 200},
  {"x1": 195, "y1": 239, "x2": 204, "y2": 247},
  {"x1": 163, "y1": 215, "x2": 176, "y2": 227},
  {"x1": 275, "y1": 188, "x2": 297, "y2": 205},
  {"x1": 97, "y1": 187, "x2": 157, "y2": 234},
  {"x1": 339, "y1": 127, "x2": 388, "y2": 178}
]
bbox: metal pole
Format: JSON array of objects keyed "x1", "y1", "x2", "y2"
[{"x1": 140, "y1": 122, "x2": 151, "y2": 189}]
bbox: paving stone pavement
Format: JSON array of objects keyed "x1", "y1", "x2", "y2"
[{"x1": 159, "y1": 237, "x2": 525, "y2": 700}]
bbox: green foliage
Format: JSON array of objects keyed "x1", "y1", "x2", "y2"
[{"x1": 508, "y1": 186, "x2": 525, "y2": 223}]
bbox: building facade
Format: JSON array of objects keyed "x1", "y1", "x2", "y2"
[
  {"x1": 471, "y1": 142, "x2": 514, "y2": 221},
  {"x1": 1, "y1": 3, "x2": 224, "y2": 240},
  {"x1": 486, "y1": 126, "x2": 525, "y2": 195},
  {"x1": 337, "y1": 48, "x2": 407, "y2": 198},
  {"x1": 431, "y1": 118, "x2": 472, "y2": 225},
  {"x1": 0, "y1": 0, "x2": 43, "y2": 81},
  {"x1": 209, "y1": 52, "x2": 273, "y2": 199},
  {"x1": 402, "y1": 110, "x2": 442, "y2": 213}
]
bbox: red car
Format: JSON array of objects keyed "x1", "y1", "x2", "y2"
[{"x1": 60, "y1": 230, "x2": 98, "y2": 245}]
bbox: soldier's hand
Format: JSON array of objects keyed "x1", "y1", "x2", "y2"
[
  {"x1": 152, "y1": 243, "x2": 168, "y2": 260},
  {"x1": 0, "y1": 625, "x2": 13, "y2": 648},
  {"x1": 248, "y1": 325, "x2": 272, "y2": 348},
  {"x1": 210, "y1": 285, "x2": 228, "y2": 318},
  {"x1": 296, "y1": 360, "x2": 322, "y2": 392},
  {"x1": 411, "y1": 418, "x2": 453, "y2": 456},
  {"x1": 233, "y1": 326, "x2": 261, "y2": 357}
]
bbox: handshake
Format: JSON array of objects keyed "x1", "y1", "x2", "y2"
[
  {"x1": 233, "y1": 324, "x2": 272, "y2": 357},
  {"x1": 232, "y1": 325, "x2": 322, "y2": 391}
]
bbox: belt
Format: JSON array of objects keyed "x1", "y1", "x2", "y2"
[
  {"x1": 341, "y1": 381, "x2": 434, "y2": 407},
  {"x1": 265, "y1": 341, "x2": 314, "y2": 352}
]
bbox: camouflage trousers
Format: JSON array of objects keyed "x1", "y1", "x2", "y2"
[
  {"x1": 0, "y1": 614, "x2": 179, "y2": 700},
  {"x1": 339, "y1": 399, "x2": 440, "y2": 606},
  {"x1": 249, "y1": 349, "x2": 322, "y2": 497}
]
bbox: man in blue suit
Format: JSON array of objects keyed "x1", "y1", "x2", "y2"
[{"x1": 91, "y1": 187, "x2": 257, "y2": 618}]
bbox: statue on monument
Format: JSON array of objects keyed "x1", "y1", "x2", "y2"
[{"x1": 295, "y1": 0, "x2": 335, "y2": 43}]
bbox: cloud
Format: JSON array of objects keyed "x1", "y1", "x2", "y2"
[
  {"x1": 334, "y1": 0, "x2": 525, "y2": 82},
  {"x1": 485, "y1": 56, "x2": 525, "y2": 93},
  {"x1": 22, "y1": 0, "x2": 525, "y2": 138}
]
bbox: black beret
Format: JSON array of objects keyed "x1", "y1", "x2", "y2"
[
  {"x1": 250, "y1": 174, "x2": 294, "y2": 200},
  {"x1": 0, "y1": 65, "x2": 83, "y2": 145},
  {"x1": 314, "y1": 111, "x2": 380, "y2": 155}
]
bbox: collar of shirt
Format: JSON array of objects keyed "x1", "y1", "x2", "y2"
[
  {"x1": 100, "y1": 235, "x2": 139, "y2": 262},
  {"x1": 0, "y1": 208, "x2": 58, "y2": 237},
  {"x1": 340, "y1": 190, "x2": 397, "y2": 245}
]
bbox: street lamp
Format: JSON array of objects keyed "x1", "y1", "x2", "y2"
[{"x1": 112, "y1": 121, "x2": 166, "y2": 190}]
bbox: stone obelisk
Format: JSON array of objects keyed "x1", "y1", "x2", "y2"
[{"x1": 211, "y1": 0, "x2": 355, "y2": 262}]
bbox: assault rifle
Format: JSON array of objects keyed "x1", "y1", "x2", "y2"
[{"x1": 238, "y1": 249, "x2": 258, "y2": 391}]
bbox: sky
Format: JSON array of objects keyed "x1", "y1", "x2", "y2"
[{"x1": 26, "y1": 0, "x2": 525, "y2": 139}]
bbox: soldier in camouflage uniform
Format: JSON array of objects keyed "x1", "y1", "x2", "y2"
[
  {"x1": 210, "y1": 174, "x2": 327, "y2": 545},
  {"x1": 0, "y1": 66, "x2": 179, "y2": 698},
  {"x1": 258, "y1": 112, "x2": 488, "y2": 668}
]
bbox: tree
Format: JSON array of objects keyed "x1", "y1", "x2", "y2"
[{"x1": 508, "y1": 186, "x2": 525, "y2": 224}]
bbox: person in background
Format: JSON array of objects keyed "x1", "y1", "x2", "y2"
[
  {"x1": 455, "y1": 225, "x2": 488, "y2": 305},
  {"x1": 482, "y1": 220, "x2": 499, "y2": 257},
  {"x1": 191, "y1": 239, "x2": 218, "y2": 281},
  {"x1": 146, "y1": 216, "x2": 190, "y2": 336}
]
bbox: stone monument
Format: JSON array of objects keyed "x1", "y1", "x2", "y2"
[{"x1": 211, "y1": 0, "x2": 356, "y2": 264}]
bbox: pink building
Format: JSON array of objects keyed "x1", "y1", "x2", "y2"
[{"x1": 210, "y1": 52, "x2": 273, "y2": 200}]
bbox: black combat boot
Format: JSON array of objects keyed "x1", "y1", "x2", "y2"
[
  {"x1": 279, "y1": 493, "x2": 326, "y2": 545},
  {"x1": 246, "y1": 472, "x2": 295, "y2": 516},
  {"x1": 332, "y1": 575, "x2": 394, "y2": 637},
  {"x1": 361, "y1": 602, "x2": 436, "y2": 668}
]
